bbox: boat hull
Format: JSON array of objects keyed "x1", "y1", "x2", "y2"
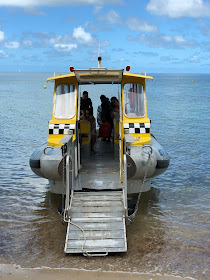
[
  {"x1": 126, "y1": 135, "x2": 170, "y2": 181},
  {"x1": 30, "y1": 144, "x2": 63, "y2": 180},
  {"x1": 29, "y1": 135, "x2": 169, "y2": 195}
]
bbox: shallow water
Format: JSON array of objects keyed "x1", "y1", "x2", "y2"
[{"x1": 0, "y1": 72, "x2": 209, "y2": 279}]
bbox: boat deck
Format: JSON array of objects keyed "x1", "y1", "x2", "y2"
[{"x1": 75, "y1": 139, "x2": 121, "y2": 191}]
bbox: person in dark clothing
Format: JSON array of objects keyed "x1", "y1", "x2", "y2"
[
  {"x1": 80, "y1": 91, "x2": 92, "y2": 111},
  {"x1": 100, "y1": 95, "x2": 111, "y2": 123},
  {"x1": 100, "y1": 95, "x2": 112, "y2": 141}
]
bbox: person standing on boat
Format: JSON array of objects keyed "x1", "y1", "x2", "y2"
[
  {"x1": 100, "y1": 95, "x2": 111, "y2": 124},
  {"x1": 99, "y1": 95, "x2": 112, "y2": 141},
  {"x1": 80, "y1": 91, "x2": 93, "y2": 111},
  {"x1": 111, "y1": 97, "x2": 119, "y2": 120}
]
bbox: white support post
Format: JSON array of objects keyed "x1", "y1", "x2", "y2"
[
  {"x1": 65, "y1": 154, "x2": 70, "y2": 214},
  {"x1": 123, "y1": 154, "x2": 128, "y2": 217},
  {"x1": 60, "y1": 134, "x2": 74, "y2": 220}
]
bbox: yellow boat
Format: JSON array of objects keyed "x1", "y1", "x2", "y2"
[{"x1": 30, "y1": 57, "x2": 169, "y2": 255}]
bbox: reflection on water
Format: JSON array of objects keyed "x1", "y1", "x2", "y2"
[{"x1": 0, "y1": 72, "x2": 209, "y2": 279}]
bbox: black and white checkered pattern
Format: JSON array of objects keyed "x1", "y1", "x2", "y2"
[
  {"x1": 49, "y1": 124, "x2": 75, "y2": 135},
  {"x1": 124, "y1": 123, "x2": 150, "y2": 134}
]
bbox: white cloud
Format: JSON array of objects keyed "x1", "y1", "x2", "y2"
[
  {"x1": 0, "y1": 0, "x2": 122, "y2": 7},
  {"x1": 0, "y1": 31, "x2": 5, "y2": 41},
  {"x1": 100, "y1": 40, "x2": 110, "y2": 47},
  {"x1": 161, "y1": 34, "x2": 188, "y2": 44},
  {"x1": 84, "y1": 21, "x2": 112, "y2": 32},
  {"x1": 112, "y1": 47, "x2": 124, "y2": 52},
  {"x1": 160, "y1": 55, "x2": 178, "y2": 61},
  {"x1": 72, "y1": 26, "x2": 95, "y2": 45},
  {"x1": 134, "y1": 50, "x2": 158, "y2": 56},
  {"x1": 21, "y1": 30, "x2": 95, "y2": 49},
  {"x1": 198, "y1": 19, "x2": 210, "y2": 35},
  {"x1": 99, "y1": 10, "x2": 122, "y2": 24},
  {"x1": 93, "y1": 5, "x2": 103, "y2": 14},
  {"x1": 126, "y1": 18, "x2": 158, "y2": 32},
  {"x1": 146, "y1": 0, "x2": 210, "y2": 18},
  {"x1": 22, "y1": 40, "x2": 33, "y2": 47},
  {"x1": 162, "y1": 35, "x2": 172, "y2": 42},
  {"x1": 48, "y1": 36, "x2": 62, "y2": 44},
  {"x1": 54, "y1": 43, "x2": 77, "y2": 52},
  {"x1": 128, "y1": 33, "x2": 197, "y2": 49},
  {"x1": 174, "y1": 35, "x2": 186, "y2": 43},
  {"x1": 22, "y1": 54, "x2": 40, "y2": 61},
  {"x1": 0, "y1": 49, "x2": 9, "y2": 58},
  {"x1": 89, "y1": 48, "x2": 106, "y2": 55},
  {"x1": 188, "y1": 55, "x2": 200, "y2": 62},
  {"x1": 23, "y1": 7, "x2": 46, "y2": 15},
  {"x1": 0, "y1": 31, "x2": 21, "y2": 50},
  {"x1": 4, "y1": 41, "x2": 20, "y2": 49}
]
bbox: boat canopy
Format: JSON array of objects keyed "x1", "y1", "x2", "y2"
[
  {"x1": 74, "y1": 68, "x2": 123, "y2": 84},
  {"x1": 47, "y1": 68, "x2": 153, "y2": 84}
]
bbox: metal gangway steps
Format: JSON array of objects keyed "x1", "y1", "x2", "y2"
[
  {"x1": 64, "y1": 190, "x2": 127, "y2": 255},
  {"x1": 62, "y1": 135, "x2": 128, "y2": 255}
]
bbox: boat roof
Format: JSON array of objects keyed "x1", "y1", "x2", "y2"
[{"x1": 47, "y1": 68, "x2": 153, "y2": 84}]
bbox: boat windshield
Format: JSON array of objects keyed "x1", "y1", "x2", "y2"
[
  {"x1": 54, "y1": 84, "x2": 76, "y2": 119},
  {"x1": 123, "y1": 83, "x2": 145, "y2": 118}
]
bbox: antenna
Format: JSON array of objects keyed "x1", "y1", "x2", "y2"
[
  {"x1": 98, "y1": 42, "x2": 102, "y2": 68},
  {"x1": 98, "y1": 56, "x2": 102, "y2": 68},
  {"x1": 98, "y1": 41, "x2": 100, "y2": 57}
]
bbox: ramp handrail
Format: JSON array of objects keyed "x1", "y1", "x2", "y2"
[
  {"x1": 60, "y1": 134, "x2": 75, "y2": 221},
  {"x1": 123, "y1": 135, "x2": 135, "y2": 218},
  {"x1": 65, "y1": 152, "x2": 73, "y2": 218},
  {"x1": 123, "y1": 154, "x2": 128, "y2": 217}
]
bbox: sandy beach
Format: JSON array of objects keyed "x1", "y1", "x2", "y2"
[{"x1": 0, "y1": 264, "x2": 195, "y2": 280}]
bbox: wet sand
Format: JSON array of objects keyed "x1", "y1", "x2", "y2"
[{"x1": 0, "y1": 264, "x2": 195, "y2": 280}]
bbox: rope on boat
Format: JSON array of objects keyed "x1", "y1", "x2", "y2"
[{"x1": 67, "y1": 219, "x2": 91, "y2": 257}]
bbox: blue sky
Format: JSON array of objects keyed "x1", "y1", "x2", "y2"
[{"x1": 0, "y1": 0, "x2": 210, "y2": 73}]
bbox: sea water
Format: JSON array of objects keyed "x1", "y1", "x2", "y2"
[{"x1": 0, "y1": 72, "x2": 209, "y2": 279}]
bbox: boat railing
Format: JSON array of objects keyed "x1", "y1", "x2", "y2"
[
  {"x1": 54, "y1": 72, "x2": 63, "y2": 77},
  {"x1": 140, "y1": 70, "x2": 146, "y2": 76},
  {"x1": 123, "y1": 135, "x2": 135, "y2": 218},
  {"x1": 123, "y1": 153, "x2": 128, "y2": 217},
  {"x1": 60, "y1": 134, "x2": 75, "y2": 222}
]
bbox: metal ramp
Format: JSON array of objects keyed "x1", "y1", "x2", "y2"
[{"x1": 64, "y1": 190, "x2": 127, "y2": 255}]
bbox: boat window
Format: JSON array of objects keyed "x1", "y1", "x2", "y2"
[
  {"x1": 54, "y1": 84, "x2": 76, "y2": 119},
  {"x1": 123, "y1": 83, "x2": 145, "y2": 118}
]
